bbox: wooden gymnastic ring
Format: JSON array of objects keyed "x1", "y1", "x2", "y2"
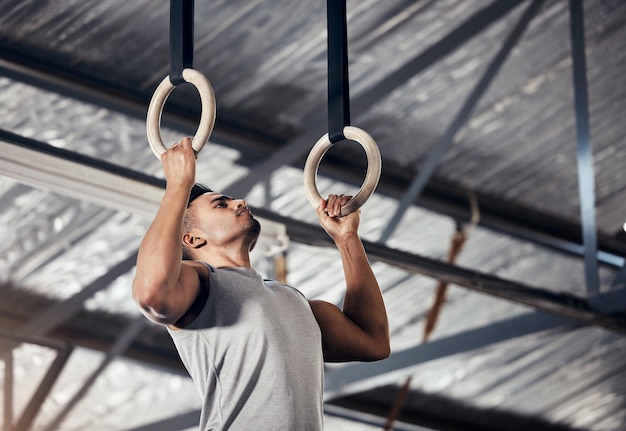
[
  {"x1": 146, "y1": 68, "x2": 216, "y2": 159},
  {"x1": 304, "y1": 126, "x2": 381, "y2": 216}
]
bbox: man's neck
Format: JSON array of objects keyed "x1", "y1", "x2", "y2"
[{"x1": 195, "y1": 248, "x2": 252, "y2": 269}]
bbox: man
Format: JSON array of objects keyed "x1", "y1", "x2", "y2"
[{"x1": 132, "y1": 137, "x2": 389, "y2": 430}]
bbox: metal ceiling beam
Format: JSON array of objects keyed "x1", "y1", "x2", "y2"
[
  {"x1": 324, "y1": 311, "x2": 574, "y2": 400},
  {"x1": 0, "y1": 254, "x2": 139, "y2": 430},
  {"x1": 590, "y1": 281, "x2": 626, "y2": 315},
  {"x1": 3, "y1": 345, "x2": 13, "y2": 431},
  {"x1": 0, "y1": 47, "x2": 275, "y2": 158},
  {"x1": 14, "y1": 350, "x2": 72, "y2": 431},
  {"x1": 322, "y1": 157, "x2": 624, "y2": 268},
  {"x1": 0, "y1": 330, "x2": 74, "y2": 431},
  {"x1": 569, "y1": 0, "x2": 599, "y2": 296},
  {"x1": 612, "y1": 262, "x2": 626, "y2": 289},
  {"x1": 329, "y1": 391, "x2": 578, "y2": 431},
  {"x1": 42, "y1": 318, "x2": 147, "y2": 431},
  {"x1": 378, "y1": 0, "x2": 544, "y2": 243},
  {"x1": 0, "y1": 310, "x2": 185, "y2": 374},
  {"x1": 11, "y1": 208, "x2": 115, "y2": 283},
  {"x1": 0, "y1": 130, "x2": 163, "y2": 220},
  {"x1": 349, "y1": 0, "x2": 526, "y2": 109},
  {"x1": 358, "y1": 236, "x2": 626, "y2": 332},
  {"x1": 0, "y1": 247, "x2": 137, "y2": 364},
  {"x1": 1, "y1": 133, "x2": 624, "y2": 334},
  {"x1": 17, "y1": 253, "x2": 138, "y2": 338}
]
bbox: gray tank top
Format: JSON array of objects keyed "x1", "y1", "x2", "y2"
[{"x1": 167, "y1": 264, "x2": 324, "y2": 431}]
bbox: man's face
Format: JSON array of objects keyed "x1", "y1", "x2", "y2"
[{"x1": 189, "y1": 192, "x2": 261, "y2": 248}]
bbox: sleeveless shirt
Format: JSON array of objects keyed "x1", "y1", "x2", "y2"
[{"x1": 167, "y1": 264, "x2": 324, "y2": 431}]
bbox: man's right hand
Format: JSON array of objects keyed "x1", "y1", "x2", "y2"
[{"x1": 161, "y1": 137, "x2": 197, "y2": 190}]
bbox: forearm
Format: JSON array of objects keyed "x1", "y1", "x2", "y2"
[
  {"x1": 314, "y1": 195, "x2": 390, "y2": 360},
  {"x1": 134, "y1": 183, "x2": 190, "y2": 299},
  {"x1": 335, "y1": 233, "x2": 389, "y2": 344}
]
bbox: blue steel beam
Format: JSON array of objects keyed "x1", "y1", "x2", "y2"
[
  {"x1": 324, "y1": 311, "x2": 574, "y2": 400},
  {"x1": 612, "y1": 262, "x2": 626, "y2": 289},
  {"x1": 378, "y1": 0, "x2": 544, "y2": 243},
  {"x1": 569, "y1": 0, "x2": 599, "y2": 296}
]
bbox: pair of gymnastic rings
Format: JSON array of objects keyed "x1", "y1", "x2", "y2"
[{"x1": 146, "y1": 0, "x2": 381, "y2": 216}]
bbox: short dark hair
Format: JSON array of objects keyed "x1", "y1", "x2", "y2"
[
  {"x1": 182, "y1": 184, "x2": 213, "y2": 260},
  {"x1": 188, "y1": 183, "x2": 213, "y2": 207}
]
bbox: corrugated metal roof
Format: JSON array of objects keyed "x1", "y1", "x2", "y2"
[{"x1": 0, "y1": 0, "x2": 625, "y2": 430}]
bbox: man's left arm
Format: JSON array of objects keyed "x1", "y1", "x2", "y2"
[{"x1": 309, "y1": 195, "x2": 390, "y2": 362}]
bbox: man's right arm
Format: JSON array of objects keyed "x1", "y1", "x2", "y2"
[{"x1": 132, "y1": 138, "x2": 202, "y2": 325}]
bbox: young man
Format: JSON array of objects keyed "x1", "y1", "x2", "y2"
[{"x1": 132, "y1": 137, "x2": 389, "y2": 430}]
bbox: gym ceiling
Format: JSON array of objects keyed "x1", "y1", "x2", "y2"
[{"x1": 0, "y1": 1, "x2": 625, "y2": 430}]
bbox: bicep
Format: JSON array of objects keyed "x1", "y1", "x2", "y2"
[{"x1": 309, "y1": 299, "x2": 382, "y2": 362}]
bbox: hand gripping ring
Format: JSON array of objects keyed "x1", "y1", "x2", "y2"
[
  {"x1": 304, "y1": 126, "x2": 382, "y2": 216},
  {"x1": 146, "y1": 68, "x2": 216, "y2": 159}
]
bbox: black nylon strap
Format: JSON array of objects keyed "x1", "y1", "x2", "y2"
[
  {"x1": 169, "y1": 0, "x2": 194, "y2": 86},
  {"x1": 327, "y1": 0, "x2": 350, "y2": 143}
]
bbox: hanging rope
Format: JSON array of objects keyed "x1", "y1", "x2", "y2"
[
  {"x1": 382, "y1": 376, "x2": 412, "y2": 431},
  {"x1": 146, "y1": 0, "x2": 216, "y2": 159},
  {"x1": 303, "y1": 0, "x2": 382, "y2": 216},
  {"x1": 382, "y1": 193, "x2": 479, "y2": 430},
  {"x1": 422, "y1": 191, "x2": 480, "y2": 342}
]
